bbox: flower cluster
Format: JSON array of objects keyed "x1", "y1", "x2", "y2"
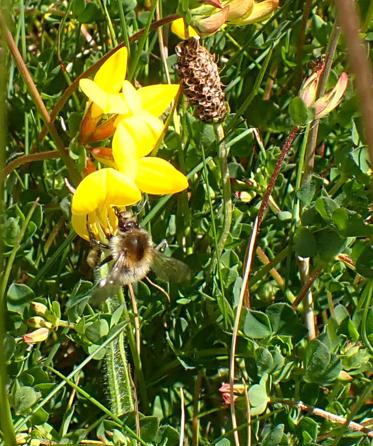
[
  {"x1": 72, "y1": 48, "x2": 188, "y2": 240},
  {"x1": 171, "y1": 0, "x2": 279, "y2": 38}
]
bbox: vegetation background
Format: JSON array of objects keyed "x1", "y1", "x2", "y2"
[{"x1": 0, "y1": 0, "x2": 372, "y2": 445}]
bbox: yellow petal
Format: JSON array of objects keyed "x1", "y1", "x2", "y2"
[
  {"x1": 171, "y1": 18, "x2": 199, "y2": 39},
  {"x1": 117, "y1": 113, "x2": 164, "y2": 158},
  {"x1": 71, "y1": 168, "x2": 141, "y2": 215},
  {"x1": 136, "y1": 157, "x2": 188, "y2": 195},
  {"x1": 122, "y1": 81, "x2": 143, "y2": 115},
  {"x1": 94, "y1": 47, "x2": 128, "y2": 93},
  {"x1": 314, "y1": 72, "x2": 348, "y2": 119},
  {"x1": 137, "y1": 84, "x2": 180, "y2": 117},
  {"x1": 80, "y1": 79, "x2": 130, "y2": 115},
  {"x1": 112, "y1": 124, "x2": 138, "y2": 177}
]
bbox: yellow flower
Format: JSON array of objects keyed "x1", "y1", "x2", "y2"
[
  {"x1": 79, "y1": 47, "x2": 180, "y2": 143},
  {"x1": 71, "y1": 123, "x2": 188, "y2": 240}
]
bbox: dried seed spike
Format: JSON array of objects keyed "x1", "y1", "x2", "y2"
[{"x1": 175, "y1": 37, "x2": 227, "y2": 123}]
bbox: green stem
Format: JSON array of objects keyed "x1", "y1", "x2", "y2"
[
  {"x1": 128, "y1": 0, "x2": 157, "y2": 80},
  {"x1": 117, "y1": 0, "x2": 131, "y2": 55},
  {"x1": 216, "y1": 124, "x2": 232, "y2": 258},
  {"x1": 201, "y1": 145, "x2": 229, "y2": 328},
  {"x1": 0, "y1": 12, "x2": 16, "y2": 443}
]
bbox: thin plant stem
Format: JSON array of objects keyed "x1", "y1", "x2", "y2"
[
  {"x1": 335, "y1": 0, "x2": 373, "y2": 170},
  {"x1": 294, "y1": 0, "x2": 312, "y2": 87},
  {"x1": 117, "y1": 0, "x2": 131, "y2": 56},
  {"x1": 128, "y1": 0, "x2": 158, "y2": 80},
  {"x1": 201, "y1": 145, "x2": 229, "y2": 328},
  {"x1": 156, "y1": 1, "x2": 171, "y2": 84},
  {"x1": 291, "y1": 266, "x2": 322, "y2": 309},
  {"x1": 0, "y1": 12, "x2": 17, "y2": 443},
  {"x1": 242, "y1": 126, "x2": 300, "y2": 305},
  {"x1": 1, "y1": 150, "x2": 60, "y2": 178},
  {"x1": 179, "y1": 388, "x2": 186, "y2": 446},
  {"x1": 229, "y1": 127, "x2": 300, "y2": 445},
  {"x1": 275, "y1": 399, "x2": 373, "y2": 438},
  {"x1": 216, "y1": 124, "x2": 232, "y2": 259},
  {"x1": 0, "y1": 10, "x2": 81, "y2": 186}
]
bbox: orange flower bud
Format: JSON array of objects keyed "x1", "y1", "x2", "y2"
[
  {"x1": 80, "y1": 104, "x2": 100, "y2": 144},
  {"x1": 192, "y1": 6, "x2": 229, "y2": 35}
]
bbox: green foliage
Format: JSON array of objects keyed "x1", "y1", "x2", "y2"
[{"x1": 1, "y1": 1, "x2": 372, "y2": 445}]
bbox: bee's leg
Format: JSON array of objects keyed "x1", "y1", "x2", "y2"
[
  {"x1": 99, "y1": 254, "x2": 113, "y2": 267},
  {"x1": 156, "y1": 239, "x2": 168, "y2": 252}
]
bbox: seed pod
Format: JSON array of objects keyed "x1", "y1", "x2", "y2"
[{"x1": 175, "y1": 37, "x2": 227, "y2": 123}]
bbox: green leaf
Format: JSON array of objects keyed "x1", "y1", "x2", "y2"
[
  {"x1": 156, "y1": 425, "x2": 179, "y2": 446},
  {"x1": 289, "y1": 97, "x2": 312, "y2": 126},
  {"x1": 242, "y1": 309, "x2": 272, "y2": 339},
  {"x1": 294, "y1": 227, "x2": 317, "y2": 258},
  {"x1": 249, "y1": 382, "x2": 269, "y2": 415},
  {"x1": 140, "y1": 416, "x2": 159, "y2": 443},
  {"x1": 315, "y1": 197, "x2": 339, "y2": 221},
  {"x1": 267, "y1": 303, "x2": 306, "y2": 339},
  {"x1": 215, "y1": 440, "x2": 231, "y2": 446},
  {"x1": 14, "y1": 386, "x2": 41, "y2": 414},
  {"x1": 297, "y1": 180, "x2": 316, "y2": 206},
  {"x1": 356, "y1": 245, "x2": 373, "y2": 278},
  {"x1": 333, "y1": 208, "x2": 373, "y2": 237},
  {"x1": 262, "y1": 424, "x2": 284, "y2": 446},
  {"x1": 304, "y1": 339, "x2": 342, "y2": 384},
  {"x1": 256, "y1": 348, "x2": 274, "y2": 375},
  {"x1": 85, "y1": 319, "x2": 109, "y2": 344},
  {"x1": 315, "y1": 229, "x2": 346, "y2": 262},
  {"x1": 7, "y1": 283, "x2": 35, "y2": 313}
]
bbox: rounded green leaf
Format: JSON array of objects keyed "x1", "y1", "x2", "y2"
[
  {"x1": 295, "y1": 227, "x2": 317, "y2": 258},
  {"x1": 242, "y1": 309, "x2": 272, "y2": 339}
]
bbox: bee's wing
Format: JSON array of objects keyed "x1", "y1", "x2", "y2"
[{"x1": 151, "y1": 251, "x2": 191, "y2": 283}]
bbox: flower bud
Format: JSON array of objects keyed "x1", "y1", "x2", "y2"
[
  {"x1": 338, "y1": 370, "x2": 353, "y2": 381},
  {"x1": 219, "y1": 383, "x2": 245, "y2": 405},
  {"x1": 191, "y1": 6, "x2": 229, "y2": 35},
  {"x1": 224, "y1": 0, "x2": 253, "y2": 22},
  {"x1": 30, "y1": 301, "x2": 48, "y2": 316},
  {"x1": 80, "y1": 104, "x2": 100, "y2": 144},
  {"x1": 27, "y1": 317, "x2": 53, "y2": 329},
  {"x1": 91, "y1": 147, "x2": 116, "y2": 168},
  {"x1": 23, "y1": 328, "x2": 50, "y2": 345},
  {"x1": 230, "y1": 0, "x2": 279, "y2": 25},
  {"x1": 89, "y1": 115, "x2": 117, "y2": 142},
  {"x1": 83, "y1": 158, "x2": 97, "y2": 177}
]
